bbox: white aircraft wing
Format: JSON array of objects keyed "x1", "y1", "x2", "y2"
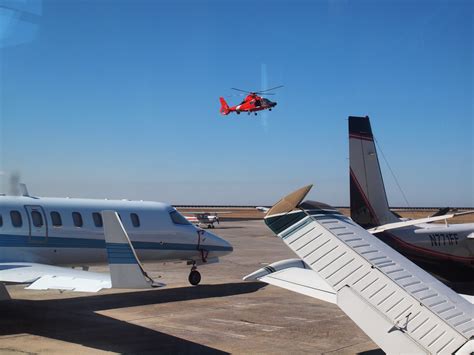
[
  {"x1": 0, "y1": 262, "x2": 111, "y2": 292},
  {"x1": 244, "y1": 259, "x2": 336, "y2": 304},
  {"x1": 246, "y1": 185, "x2": 474, "y2": 354},
  {"x1": 368, "y1": 211, "x2": 474, "y2": 234}
]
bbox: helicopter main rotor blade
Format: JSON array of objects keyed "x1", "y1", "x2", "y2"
[
  {"x1": 256, "y1": 85, "x2": 284, "y2": 93},
  {"x1": 231, "y1": 88, "x2": 253, "y2": 94}
]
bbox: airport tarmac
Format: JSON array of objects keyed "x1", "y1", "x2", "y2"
[{"x1": 0, "y1": 220, "x2": 381, "y2": 355}]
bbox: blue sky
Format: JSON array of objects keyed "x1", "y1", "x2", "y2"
[{"x1": 0, "y1": 0, "x2": 472, "y2": 206}]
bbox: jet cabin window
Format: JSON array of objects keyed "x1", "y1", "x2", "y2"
[
  {"x1": 31, "y1": 211, "x2": 44, "y2": 227},
  {"x1": 169, "y1": 210, "x2": 190, "y2": 225},
  {"x1": 0, "y1": 214, "x2": 3, "y2": 227},
  {"x1": 92, "y1": 212, "x2": 103, "y2": 228},
  {"x1": 10, "y1": 211, "x2": 22, "y2": 228},
  {"x1": 51, "y1": 211, "x2": 62, "y2": 227},
  {"x1": 72, "y1": 212, "x2": 83, "y2": 227},
  {"x1": 130, "y1": 213, "x2": 140, "y2": 227}
]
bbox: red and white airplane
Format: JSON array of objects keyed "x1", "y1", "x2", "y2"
[{"x1": 182, "y1": 211, "x2": 230, "y2": 228}]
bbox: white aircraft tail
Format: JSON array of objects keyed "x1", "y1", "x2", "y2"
[
  {"x1": 102, "y1": 210, "x2": 161, "y2": 289},
  {"x1": 349, "y1": 116, "x2": 399, "y2": 227}
]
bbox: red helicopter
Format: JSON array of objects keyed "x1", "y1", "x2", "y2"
[{"x1": 219, "y1": 85, "x2": 283, "y2": 116}]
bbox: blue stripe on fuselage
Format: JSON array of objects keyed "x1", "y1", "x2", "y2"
[
  {"x1": 106, "y1": 243, "x2": 137, "y2": 264},
  {"x1": 0, "y1": 234, "x2": 232, "y2": 252}
]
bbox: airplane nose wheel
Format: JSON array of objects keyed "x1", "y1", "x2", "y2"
[{"x1": 188, "y1": 266, "x2": 201, "y2": 286}]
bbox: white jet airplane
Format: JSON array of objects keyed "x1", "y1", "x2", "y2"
[
  {"x1": 0, "y1": 187, "x2": 233, "y2": 299},
  {"x1": 245, "y1": 185, "x2": 474, "y2": 354},
  {"x1": 349, "y1": 116, "x2": 474, "y2": 290}
]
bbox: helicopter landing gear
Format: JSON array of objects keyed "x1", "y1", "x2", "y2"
[
  {"x1": 188, "y1": 265, "x2": 201, "y2": 286},
  {"x1": 254, "y1": 112, "x2": 257, "y2": 116},
  {"x1": 269, "y1": 108, "x2": 272, "y2": 111},
  {"x1": 237, "y1": 111, "x2": 240, "y2": 115}
]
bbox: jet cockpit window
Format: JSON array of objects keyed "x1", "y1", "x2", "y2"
[
  {"x1": 51, "y1": 211, "x2": 62, "y2": 227},
  {"x1": 169, "y1": 210, "x2": 191, "y2": 225},
  {"x1": 92, "y1": 212, "x2": 103, "y2": 227},
  {"x1": 31, "y1": 211, "x2": 43, "y2": 227},
  {"x1": 10, "y1": 211, "x2": 22, "y2": 228},
  {"x1": 72, "y1": 212, "x2": 83, "y2": 227},
  {"x1": 130, "y1": 213, "x2": 140, "y2": 227}
]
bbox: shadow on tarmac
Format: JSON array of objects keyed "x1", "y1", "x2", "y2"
[{"x1": 0, "y1": 282, "x2": 265, "y2": 354}]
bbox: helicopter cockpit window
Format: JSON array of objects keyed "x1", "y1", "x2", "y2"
[{"x1": 255, "y1": 99, "x2": 261, "y2": 107}]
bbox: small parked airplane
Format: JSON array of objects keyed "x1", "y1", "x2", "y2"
[
  {"x1": 349, "y1": 116, "x2": 474, "y2": 290},
  {"x1": 0, "y1": 186, "x2": 233, "y2": 299},
  {"x1": 245, "y1": 185, "x2": 473, "y2": 354},
  {"x1": 182, "y1": 211, "x2": 230, "y2": 228}
]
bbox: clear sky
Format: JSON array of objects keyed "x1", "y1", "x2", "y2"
[{"x1": 0, "y1": 0, "x2": 472, "y2": 206}]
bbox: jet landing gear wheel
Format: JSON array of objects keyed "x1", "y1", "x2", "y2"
[{"x1": 188, "y1": 268, "x2": 201, "y2": 286}]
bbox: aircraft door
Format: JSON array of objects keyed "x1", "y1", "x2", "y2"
[{"x1": 24, "y1": 205, "x2": 48, "y2": 243}]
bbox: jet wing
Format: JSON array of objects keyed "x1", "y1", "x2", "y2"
[
  {"x1": 0, "y1": 262, "x2": 111, "y2": 292},
  {"x1": 367, "y1": 210, "x2": 474, "y2": 234},
  {"x1": 247, "y1": 185, "x2": 474, "y2": 354}
]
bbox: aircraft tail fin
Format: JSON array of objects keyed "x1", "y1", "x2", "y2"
[
  {"x1": 219, "y1": 97, "x2": 230, "y2": 115},
  {"x1": 349, "y1": 116, "x2": 399, "y2": 228},
  {"x1": 102, "y1": 211, "x2": 163, "y2": 289}
]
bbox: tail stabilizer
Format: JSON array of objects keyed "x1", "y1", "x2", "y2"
[
  {"x1": 219, "y1": 97, "x2": 230, "y2": 115},
  {"x1": 349, "y1": 116, "x2": 399, "y2": 228}
]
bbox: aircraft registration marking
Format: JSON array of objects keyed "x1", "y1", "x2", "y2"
[{"x1": 429, "y1": 233, "x2": 458, "y2": 247}]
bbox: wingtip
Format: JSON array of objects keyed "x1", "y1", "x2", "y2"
[{"x1": 266, "y1": 184, "x2": 313, "y2": 217}]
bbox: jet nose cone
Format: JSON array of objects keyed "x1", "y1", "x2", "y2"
[{"x1": 204, "y1": 231, "x2": 233, "y2": 256}]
